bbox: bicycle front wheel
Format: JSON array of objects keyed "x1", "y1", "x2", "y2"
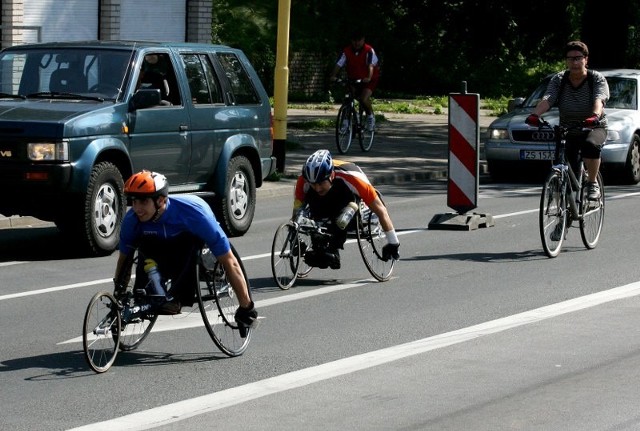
[
  {"x1": 197, "y1": 244, "x2": 251, "y2": 357},
  {"x1": 539, "y1": 171, "x2": 567, "y2": 258},
  {"x1": 579, "y1": 172, "x2": 605, "y2": 249},
  {"x1": 83, "y1": 291, "x2": 121, "y2": 373},
  {"x1": 357, "y1": 204, "x2": 395, "y2": 281},
  {"x1": 118, "y1": 301, "x2": 157, "y2": 352},
  {"x1": 271, "y1": 222, "x2": 301, "y2": 290},
  {"x1": 335, "y1": 103, "x2": 353, "y2": 154},
  {"x1": 359, "y1": 110, "x2": 374, "y2": 152}
]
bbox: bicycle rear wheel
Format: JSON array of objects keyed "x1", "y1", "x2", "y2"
[
  {"x1": 336, "y1": 103, "x2": 353, "y2": 154},
  {"x1": 359, "y1": 109, "x2": 374, "y2": 152},
  {"x1": 539, "y1": 171, "x2": 567, "y2": 258},
  {"x1": 271, "y1": 222, "x2": 301, "y2": 290},
  {"x1": 579, "y1": 172, "x2": 605, "y2": 249},
  {"x1": 197, "y1": 244, "x2": 252, "y2": 357},
  {"x1": 83, "y1": 291, "x2": 121, "y2": 373},
  {"x1": 356, "y1": 203, "x2": 395, "y2": 281}
]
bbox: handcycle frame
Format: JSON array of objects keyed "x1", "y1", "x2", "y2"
[
  {"x1": 82, "y1": 243, "x2": 253, "y2": 373},
  {"x1": 537, "y1": 118, "x2": 605, "y2": 258},
  {"x1": 334, "y1": 78, "x2": 374, "y2": 154},
  {"x1": 270, "y1": 199, "x2": 395, "y2": 290}
]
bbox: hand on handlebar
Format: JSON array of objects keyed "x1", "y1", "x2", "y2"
[
  {"x1": 382, "y1": 243, "x2": 400, "y2": 261},
  {"x1": 584, "y1": 114, "x2": 600, "y2": 127},
  {"x1": 525, "y1": 114, "x2": 540, "y2": 127}
]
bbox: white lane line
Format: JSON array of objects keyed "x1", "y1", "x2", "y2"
[
  {"x1": 0, "y1": 278, "x2": 113, "y2": 301},
  {"x1": 68, "y1": 279, "x2": 640, "y2": 431}
]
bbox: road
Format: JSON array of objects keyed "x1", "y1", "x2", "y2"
[{"x1": 1, "y1": 177, "x2": 640, "y2": 430}]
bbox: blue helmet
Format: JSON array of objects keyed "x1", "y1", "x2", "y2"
[{"x1": 302, "y1": 149, "x2": 334, "y2": 184}]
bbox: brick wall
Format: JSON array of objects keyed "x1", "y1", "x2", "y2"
[
  {"x1": 99, "y1": 0, "x2": 120, "y2": 41},
  {"x1": 1, "y1": 0, "x2": 24, "y2": 48},
  {"x1": 186, "y1": 0, "x2": 212, "y2": 43},
  {"x1": 288, "y1": 51, "x2": 330, "y2": 99}
]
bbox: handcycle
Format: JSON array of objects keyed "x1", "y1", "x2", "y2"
[
  {"x1": 270, "y1": 199, "x2": 395, "y2": 290},
  {"x1": 537, "y1": 118, "x2": 605, "y2": 258},
  {"x1": 82, "y1": 243, "x2": 253, "y2": 373},
  {"x1": 334, "y1": 78, "x2": 375, "y2": 154}
]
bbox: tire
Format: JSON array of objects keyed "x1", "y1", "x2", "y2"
[
  {"x1": 83, "y1": 291, "x2": 121, "y2": 373},
  {"x1": 196, "y1": 244, "x2": 252, "y2": 357},
  {"x1": 336, "y1": 103, "x2": 353, "y2": 154},
  {"x1": 271, "y1": 222, "x2": 301, "y2": 290},
  {"x1": 217, "y1": 156, "x2": 256, "y2": 237},
  {"x1": 539, "y1": 171, "x2": 567, "y2": 258},
  {"x1": 356, "y1": 202, "x2": 395, "y2": 281},
  {"x1": 623, "y1": 134, "x2": 640, "y2": 184},
  {"x1": 359, "y1": 109, "x2": 374, "y2": 152},
  {"x1": 579, "y1": 172, "x2": 605, "y2": 249},
  {"x1": 296, "y1": 232, "x2": 314, "y2": 278},
  {"x1": 57, "y1": 162, "x2": 126, "y2": 256}
]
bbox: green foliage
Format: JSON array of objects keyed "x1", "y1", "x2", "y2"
[{"x1": 213, "y1": 0, "x2": 639, "y2": 100}]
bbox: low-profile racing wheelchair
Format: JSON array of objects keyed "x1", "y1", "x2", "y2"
[
  {"x1": 270, "y1": 199, "x2": 396, "y2": 290},
  {"x1": 82, "y1": 244, "x2": 253, "y2": 373}
]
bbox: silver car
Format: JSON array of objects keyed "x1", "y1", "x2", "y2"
[{"x1": 485, "y1": 69, "x2": 640, "y2": 184}]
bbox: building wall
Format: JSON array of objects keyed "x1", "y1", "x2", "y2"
[{"x1": 1, "y1": 0, "x2": 212, "y2": 49}]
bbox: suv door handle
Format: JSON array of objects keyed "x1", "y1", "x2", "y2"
[{"x1": 179, "y1": 124, "x2": 188, "y2": 132}]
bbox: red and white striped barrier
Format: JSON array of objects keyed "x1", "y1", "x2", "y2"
[{"x1": 447, "y1": 92, "x2": 479, "y2": 214}]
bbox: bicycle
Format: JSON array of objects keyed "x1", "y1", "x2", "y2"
[
  {"x1": 334, "y1": 78, "x2": 375, "y2": 154},
  {"x1": 537, "y1": 118, "x2": 605, "y2": 258},
  {"x1": 270, "y1": 199, "x2": 395, "y2": 290},
  {"x1": 82, "y1": 243, "x2": 253, "y2": 373}
]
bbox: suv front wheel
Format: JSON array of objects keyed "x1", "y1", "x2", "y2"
[{"x1": 217, "y1": 155, "x2": 256, "y2": 237}]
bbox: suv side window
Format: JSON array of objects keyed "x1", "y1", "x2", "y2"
[
  {"x1": 181, "y1": 53, "x2": 223, "y2": 105},
  {"x1": 216, "y1": 52, "x2": 260, "y2": 105},
  {"x1": 138, "y1": 52, "x2": 182, "y2": 106}
]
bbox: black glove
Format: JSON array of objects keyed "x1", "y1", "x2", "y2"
[
  {"x1": 525, "y1": 114, "x2": 540, "y2": 127},
  {"x1": 382, "y1": 243, "x2": 400, "y2": 261}
]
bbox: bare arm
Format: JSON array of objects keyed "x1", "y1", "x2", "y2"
[
  {"x1": 368, "y1": 196, "x2": 394, "y2": 233},
  {"x1": 216, "y1": 249, "x2": 252, "y2": 308}
]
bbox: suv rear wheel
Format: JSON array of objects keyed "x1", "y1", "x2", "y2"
[{"x1": 217, "y1": 155, "x2": 256, "y2": 237}]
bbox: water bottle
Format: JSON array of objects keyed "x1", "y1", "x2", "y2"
[
  {"x1": 143, "y1": 259, "x2": 166, "y2": 297},
  {"x1": 336, "y1": 202, "x2": 358, "y2": 230},
  {"x1": 201, "y1": 247, "x2": 216, "y2": 270}
]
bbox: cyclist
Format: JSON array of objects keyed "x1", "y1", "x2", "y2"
[
  {"x1": 329, "y1": 30, "x2": 380, "y2": 132},
  {"x1": 293, "y1": 149, "x2": 399, "y2": 269},
  {"x1": 525, "y1": 40, "x2": 609, "y2": 201},
  {"x1": 113, "y1": 170, "x2": 257, "y2": 333}
]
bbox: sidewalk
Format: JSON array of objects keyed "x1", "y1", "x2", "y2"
[{"x1": 0, "y1": 108, "x2": 496, "y2": 228}]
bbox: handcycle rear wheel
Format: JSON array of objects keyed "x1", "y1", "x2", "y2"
[
  {"x1": 579, "y1": 172, "x2": 605, "y2": 249},
  {"x1": 82, "y1": 291, "x2": 121, "y2": 373},
  {"x1": 336, "y1": 103, "x2": 353, "y2": 154},
  {"x1": 539, "y1": 171, "x2": 567, "y2": 258},
  {"x1": 271, "y1": 222, "x2": 301, "y2": 290},
  {"x1": 356, "y1": 203, "x2": 395, "y2": 281},
  {"x1": 196, "y1": 244, "x2": 252, "y2": 357}
]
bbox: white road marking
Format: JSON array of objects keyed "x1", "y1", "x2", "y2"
[{"x1": 68, "y1": 279, "x2": 640, "y2": 431}]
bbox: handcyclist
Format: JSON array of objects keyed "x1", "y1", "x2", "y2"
[
  {"x1": 113, "y1": 170, "x2": 257, "y2": 333},
  {"x1": 329, "y1": 30, "x2": 380, "y2": 132},
  {"x1": 293, "y1": 149, "x2": 399, "y2": 269},
  {"x1": 525, "y1": 40, "x2": 609, "y2": 201}
]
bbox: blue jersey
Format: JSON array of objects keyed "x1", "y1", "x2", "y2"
[{"x1": 119, "y1": 194, "x2": 230, "y2": 257}]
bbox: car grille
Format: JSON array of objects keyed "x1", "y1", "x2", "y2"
[{"x1": 512, "y1": 130, "x2": 555, "y2": 142}]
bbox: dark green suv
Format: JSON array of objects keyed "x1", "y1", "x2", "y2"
[{"x1": 0, "y1": 41, "x2": 275, "y2": 254}]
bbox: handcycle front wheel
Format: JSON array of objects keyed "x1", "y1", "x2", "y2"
[
  {"x1": 539, "y1": 171, "x2": 568, "y2": 258},
  {"x1": 196, "y1": 244, "x2": 252, "y2": 357},
  {"x1": 270, "y1": 222, "x2": 302, "y2": 290},
  {"x1": 356, "y1": 205, "x2": 395, "y2": 281},
  {"x1": 82, "y1": 291, "x2": 121, "y2": 373},
  {"x1": 579, "y1": 171, "x2": 605, "y2": 249},
  {"x1": 336, "y1": 103, "x2": 354, "y2": 154},
  {"x1": 118, "y1": 301, "x2": 158, "y2": 352}
]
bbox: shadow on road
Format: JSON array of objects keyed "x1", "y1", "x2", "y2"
[{"x1": 0, "y1": 226, "x2": 92, "y2": 261}]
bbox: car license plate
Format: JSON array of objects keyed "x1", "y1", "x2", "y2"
[{"x1": 520, "y1": 150, "x2": 554, "y2": 160}]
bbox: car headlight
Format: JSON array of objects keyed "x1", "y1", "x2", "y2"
[
  {"x1": 489, "y1": 128, "x2": 509, "y2": 140},
  {"x1": 28, "y1": 141, "x2": 68, "y2": 161}
]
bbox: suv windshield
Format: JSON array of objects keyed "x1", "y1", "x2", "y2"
[{"x1": 0, "y1": 48, "x2": 132, "y2": 100}]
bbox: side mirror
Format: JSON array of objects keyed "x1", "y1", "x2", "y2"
[
  {"x1": 129, "y1": 89, "x2": 162, "y2": 110},
  {"x1": 507, "y1": 97, "x2": 525, "y2": 112}
]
